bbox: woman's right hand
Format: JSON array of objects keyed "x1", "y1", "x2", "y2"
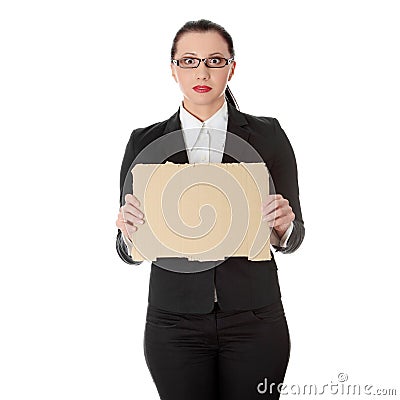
[{"x1": 115, "y1": 194, "x2": 145, "y2": 242}]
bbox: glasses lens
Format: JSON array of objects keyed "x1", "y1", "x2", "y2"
[
  {"x1": 179, "y1": 58, "x2": 199, "y2": 68},
  {"x1": 206, "y1": 57, "x2": 225, "y2": 68}
]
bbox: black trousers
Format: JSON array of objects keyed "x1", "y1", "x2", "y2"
[{"x1": 143, "y1": 299, "x2": 291, "y2": 400}]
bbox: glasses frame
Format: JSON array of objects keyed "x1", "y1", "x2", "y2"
[{"x1": 171, "y1": 57, "x2": 235, "y2": 69}]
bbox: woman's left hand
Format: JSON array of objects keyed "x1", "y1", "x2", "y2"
[{"x1": 261, "y1": 194, "x2": 295, "y2": 238}]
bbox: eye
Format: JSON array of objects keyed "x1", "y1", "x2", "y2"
[
  {"x1": 209, "y1": 57, "x2": 223, "y2": 65},
  {"x1": 182, "y1": 57, "x2": 196, "y2": 65}
]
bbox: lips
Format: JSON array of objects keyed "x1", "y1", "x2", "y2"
[{"x1": 193, "y1": 85, "x2": 212, "y2": 93}]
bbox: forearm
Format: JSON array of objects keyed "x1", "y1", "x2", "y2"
[
  {"x1": 272, "y1": 219, "x2": 305, "y2": 254},
  {"x1": 116, "y1": 229, "x2": 142, "y2": 265}
]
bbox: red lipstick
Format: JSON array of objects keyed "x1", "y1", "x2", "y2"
[{"x1": 193, "y1": 85, "x2": 212, "y2": 93}]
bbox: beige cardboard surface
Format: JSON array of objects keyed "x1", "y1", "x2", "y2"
[{"x1": 129, "y1": 162, "x2": 271, "y2": 262}]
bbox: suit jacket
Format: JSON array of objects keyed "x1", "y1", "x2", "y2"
[{"x1": 116, "y1": 101, "x2": 305, "y2": 313}]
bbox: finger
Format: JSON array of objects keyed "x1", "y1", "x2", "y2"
[
  {"x1": 123, "y1": 202, "x2": 144, "y2": 219},
  {"x1": 262, "y1": 200, "x2": 289, "y2": 219},
  {"x1": 272, "y1": 214, "x2": 289, "y2": 226},
  {"x1": 126, "y1": 224, "x2": 138, "y2": 239},
  {"x1": 125, "y1": 193, "x2": 141, "y2": 208},
  {"x1": 260, "y1": 194, "x2": 274, "y2": 209},
  {"x1": 262, "y1": 207, "x2": 282, "y2": 222},
  {"x1": 263, "y1": 203, "x2": 293, "y2": 221},
  {"x1": 261, "y1": 197, "x2": 283, "y2": 219},
  {"x1": 261, "y1": 194, "x2": 283, "y2": 210},
  {"x1": 117, "y1": 213, "x2": 138, "y2": 237},
  {"x1": 265, "y1": 210, "x2": 295, "y2": 227},
  {"x1": 116, "y1": 218, "x2": 134, "y2": 239},
  {"x1": 116, "y1": 214, "x2": 131, "y2": 232},
  {"x1": 119, "y1": 210, "x2": 144, "y2": 228},
  {"x1": 270, "y1": 215, "x2": 294, "y2": 229},
  {"x1": 118, "y1": 211, "x2": 135, "y2": 224},
  {"x1": 261, "y1": 194, "x2": 282, "y2": 204},
  {"x1": 263, "y1": 198, "x2": 288, "y2": 217},
  {"x1": 122, "y1": 203, "x2": 145, "y2": 222}
]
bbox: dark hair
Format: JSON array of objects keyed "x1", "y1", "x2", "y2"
[{"x1": 171, "y1": 19, "x2": 239, "y2": 110}]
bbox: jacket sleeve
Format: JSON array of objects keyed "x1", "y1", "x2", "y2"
[
  {"x1": 116, "y1": 130, "x2": 142, "y2": 265},
  {"x1": 269, "y1": 118, "x2": 305, "y2": 254}
]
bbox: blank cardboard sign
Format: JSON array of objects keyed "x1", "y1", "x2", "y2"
[{"x1": 129, "y1": 162, "x2": 271, "y2": 262}]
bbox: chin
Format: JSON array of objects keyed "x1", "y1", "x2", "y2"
[{"x1": 187, "y1": 95, "x2": 220, "y2": 107}]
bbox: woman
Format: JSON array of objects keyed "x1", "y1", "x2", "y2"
[{"x1": 115, "y1": 19, "x2": 305, "y2": 400}]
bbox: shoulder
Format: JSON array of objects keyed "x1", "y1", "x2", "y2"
[
  {"x1": 127, "y1": 108, "x2": 180, "y2": 146},
  {"x1": 235, "y1": 108, "x2": 294, "y2": 157},
  {"x1": 242, "y1": 109, "x2": 275, "y2": 126},
  {"x1": 129, "y1": 118, "x2": 169, "y2": 140},
  {"x1": 238, "y1": 108, "x2": 283, "y2": 137}
]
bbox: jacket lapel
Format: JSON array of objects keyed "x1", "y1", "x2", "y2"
[
  {"x1": 161, "y1": 108, "x2": 188, "y2": 164},
  {"x1": 223, "y1": 102, "x2": 251, "y2": 163},
  {"x1": 160, "y1": 101, "x2": 252, "y2": 164}
]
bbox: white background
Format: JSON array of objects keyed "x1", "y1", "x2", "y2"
[{"x1": 1, "y1": 0, "x2": 399, "y2": 398}]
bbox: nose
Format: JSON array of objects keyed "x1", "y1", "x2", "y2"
[{"x1": 194, "y1": 61, "x2": 210, "y2": 80}]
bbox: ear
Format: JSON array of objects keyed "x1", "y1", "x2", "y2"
[
  {"x1": 227, "y1": 61, "x2": 236, "y2": 81},
  {"x1": 170, "y1": 63, "x2": 178, "y2": 83}
]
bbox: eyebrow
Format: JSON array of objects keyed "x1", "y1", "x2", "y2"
[{"x1": 181, "y1": 52, "x2": 225, "y2": 57}]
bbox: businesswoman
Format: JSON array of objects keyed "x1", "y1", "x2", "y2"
[{"x1": 115, "y1": 19, "x2": 305, "y2": 400}]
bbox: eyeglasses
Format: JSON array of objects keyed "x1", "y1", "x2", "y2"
[{"x1": 171, "y1": 57, "x2": 234, "y2": 69}]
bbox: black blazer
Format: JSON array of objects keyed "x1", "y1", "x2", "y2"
[{"x1": 116, "y1": 102, "x2": 305, "y2": 313}]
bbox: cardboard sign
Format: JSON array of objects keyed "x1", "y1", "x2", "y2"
[{"x1": 129, "y1": 162, "x2": 271, "y2": 262}]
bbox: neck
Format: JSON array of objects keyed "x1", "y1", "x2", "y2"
[{"x1": 182, "y1": 97, "x2": 225, "y2": 122}]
